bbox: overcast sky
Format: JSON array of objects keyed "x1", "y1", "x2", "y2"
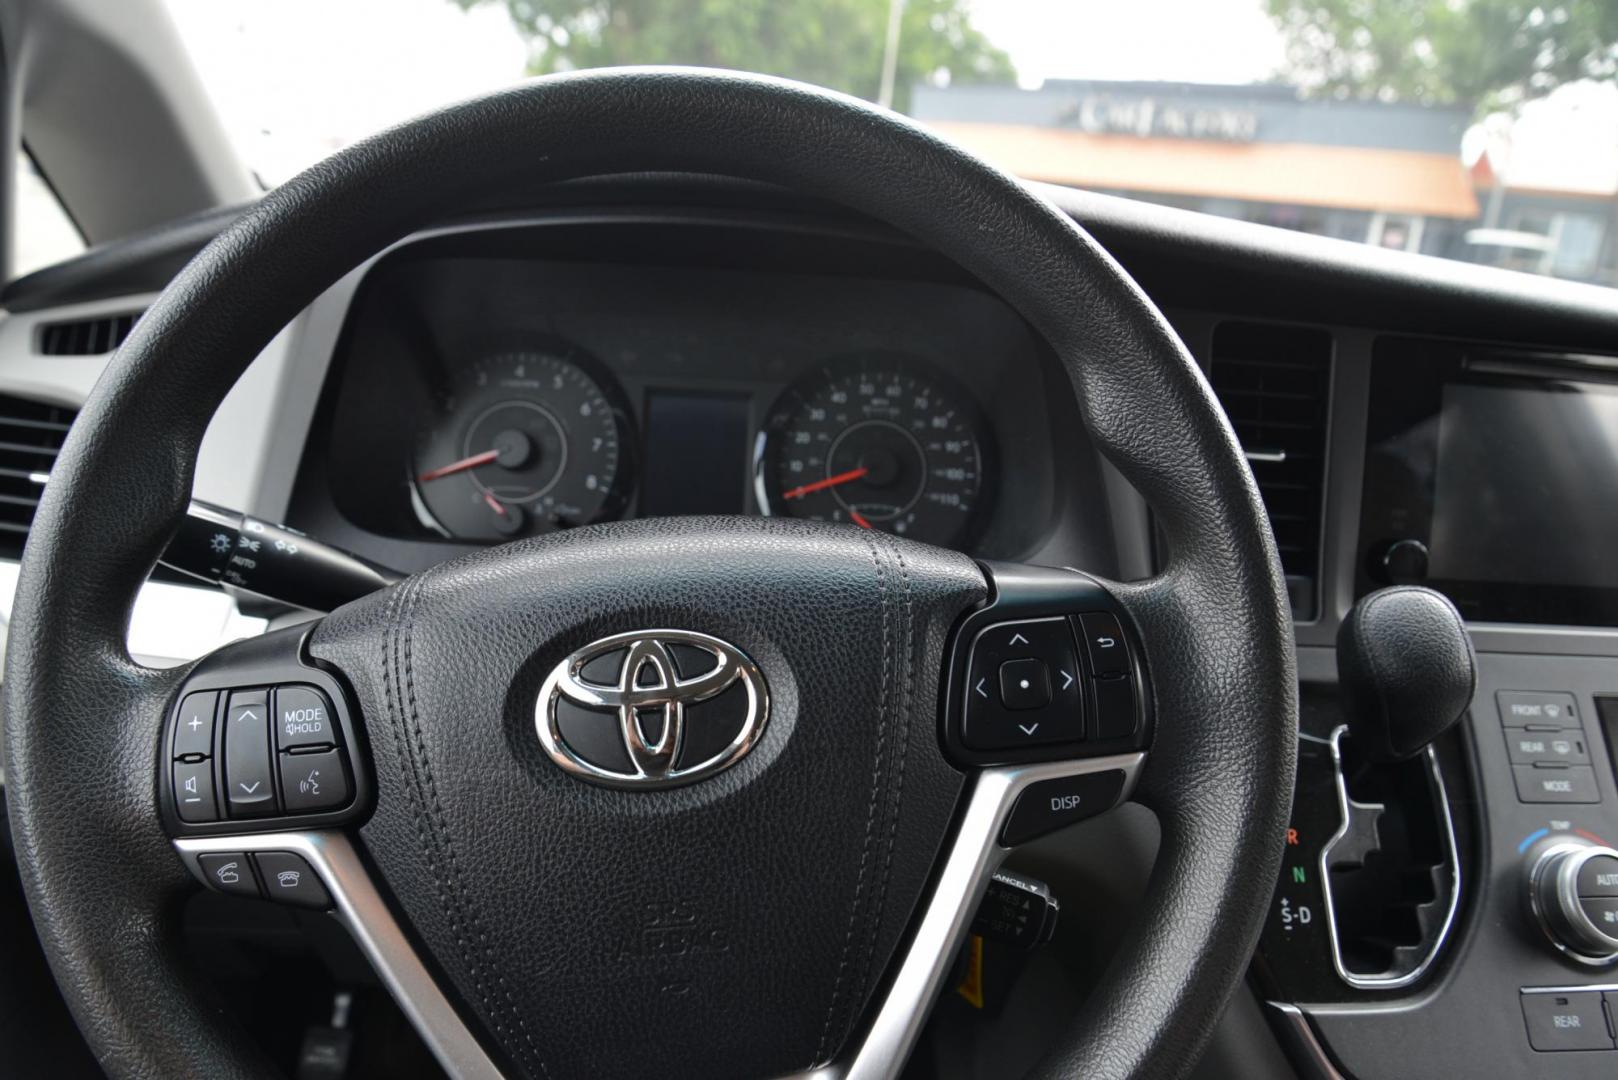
[
  {"x1": 159, "y1": 0, "x2": 1299, "y2": 182},
  {"x1": 162, "y1": 0, "x2": 1616, "y2": 192},
  {"x1": 974, "y1": 0, "x2": 1284, "y2": 86}
]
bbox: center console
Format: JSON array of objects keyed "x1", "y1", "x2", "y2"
[{"x1": 1247, "y1": 333, "x2": 1618, "y2": 1077}]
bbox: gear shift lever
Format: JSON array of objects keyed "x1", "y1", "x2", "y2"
[
  {"x1": 1315, "y1": 586, "x2": 1474, "y2": 987},
  {"x1": 1336, "y1": 586, "x2": 1476, "y2": 763}
]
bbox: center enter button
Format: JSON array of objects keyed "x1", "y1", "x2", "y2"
[{"x1": 1000, "y1": 658, "x2": 1051, "y2": 710}]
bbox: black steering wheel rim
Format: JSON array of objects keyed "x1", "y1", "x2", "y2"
[{"x1": 2, "y1": 68, "x2": 1296, "y2": 1079}]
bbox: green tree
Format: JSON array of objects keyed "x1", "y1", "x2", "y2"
[
  {"x1": 451, "y1": 0, "x2": 1014, "y2": 113},
  {"x1": 1265, "y1": 0, "x2": 1618, "y2": 109}
]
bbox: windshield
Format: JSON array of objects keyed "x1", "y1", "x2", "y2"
[{"x1": 164, "y1": 0, "x2": 1618, "y2": 288}]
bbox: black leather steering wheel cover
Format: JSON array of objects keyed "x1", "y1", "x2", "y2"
[{"x1": 2, "y1": 68, "x2": 1296, "y2": 1079}]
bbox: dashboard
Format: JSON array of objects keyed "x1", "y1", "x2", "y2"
[
  {"x1": 8, "y1": 178, "x2": 1618, "y2": 1079},
  {"x1": 288, "y1": 219, "x2": 1093, "y2": 575}
]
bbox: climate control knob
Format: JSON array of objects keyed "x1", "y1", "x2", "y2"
[{"x1": 1528, "y1": 844, "x2": 1618, "y2": 963}]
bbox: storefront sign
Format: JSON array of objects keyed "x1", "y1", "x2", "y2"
[{"x1": 1062, "y1": 94, "x2": 1259, "y2": 141}]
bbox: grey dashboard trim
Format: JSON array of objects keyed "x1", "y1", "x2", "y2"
[
  {"x1": 0, "y1": 289, "x2": 297, "y2": 517},
  {"x1": 175, "y1": 753, "x2": 1144, "y2": 1080}
]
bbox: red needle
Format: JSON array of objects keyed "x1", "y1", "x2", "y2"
[
  {"x1": 417, "y1": 448, "x2": 500, "y2": 484},
  {"x1": 781, "y1": 466, "x2": 869, "y2": 500},
  {"x1": 849, "y1": 509, "x2": 873, "y2": 529},
  {"x1": 482, "y1": 491, "x2": 507, "y2": 517}
]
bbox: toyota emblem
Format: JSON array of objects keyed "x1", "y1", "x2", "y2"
[{"x1": 536, "y1": 629, "x2": 768, "y2": 788}]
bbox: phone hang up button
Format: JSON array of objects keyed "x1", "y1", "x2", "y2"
[{"x1": 252, "y1": 852, "x2": 331, "y2": 910}]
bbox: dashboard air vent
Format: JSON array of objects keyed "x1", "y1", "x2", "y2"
[
  {"x1": 37, "y1": 310, "x2": 142, "y2": 356},
  {"x1": 1209, "y1": 322, "x2": 1333, "y2": 620},
  {"x1": 0, "y1": 396, "x2": 76, "y2": 559}
]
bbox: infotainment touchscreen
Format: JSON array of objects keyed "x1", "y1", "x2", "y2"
[{"x1": 1359, "y1": 337, "x2": 1618, "y2": 626}]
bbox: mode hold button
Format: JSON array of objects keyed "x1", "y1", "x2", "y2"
[
  {"x1": 275, "y1": 685, "x2": 339, "y2": 751},
  {"x1": 1001, "y1": 770, "x2": 1126, "y2": 846}
]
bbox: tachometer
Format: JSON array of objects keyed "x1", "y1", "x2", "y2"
[
  {"x1": 412, "y1": 347, "x2": 630, "y2": 541},
  {"x1": 757, "y1": 356, "x2": 991, "y2": 549}
]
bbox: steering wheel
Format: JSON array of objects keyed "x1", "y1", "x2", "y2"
[{"x1": 3, "y1": 70, "x2": 1295, "y2": 1079}]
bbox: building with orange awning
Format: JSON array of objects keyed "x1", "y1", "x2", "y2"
[{"x1": 913, "y1": 81, "x2": 1479, "y2": 258}]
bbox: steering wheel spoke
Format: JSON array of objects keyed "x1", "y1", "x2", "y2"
[{"x1": 821, "y1": 755, "x2": 1145, "y2": 1080}]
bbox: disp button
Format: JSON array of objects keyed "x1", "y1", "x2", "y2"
[{"x1": 1002, "y1": 770, "x2": 1126, "y2": 846}]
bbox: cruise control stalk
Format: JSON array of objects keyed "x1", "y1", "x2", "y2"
[{"x1": 163, "y1": 500, "x2": 401, "y2": 612}]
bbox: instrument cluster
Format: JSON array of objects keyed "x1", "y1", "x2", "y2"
[
  {"x1": 302, "y1": 234, "x2": 1074, "y2": 571},
  {"x1": 409, "y1": 344, "x2": 994, "y2": 550}
]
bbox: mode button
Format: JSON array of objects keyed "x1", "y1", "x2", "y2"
[{"x1": 275, "y1": 686, "x2": 340, "y2": 751}]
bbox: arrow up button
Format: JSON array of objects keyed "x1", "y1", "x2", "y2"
[{"x1": 224, "y1": 689, "x2": 277, "y2": 818}]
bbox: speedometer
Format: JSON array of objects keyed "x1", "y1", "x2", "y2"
[{"x1": 757, "y1": 356, "x2": 991, "y2": 549}]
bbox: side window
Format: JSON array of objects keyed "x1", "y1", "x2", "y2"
[{"x1": 15, "y1": 151, "x2": 87, "y2": 277}]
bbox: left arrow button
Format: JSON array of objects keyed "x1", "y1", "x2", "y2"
[{"x1": 224, "y1": 690, "x2": 276, "y2": 817}]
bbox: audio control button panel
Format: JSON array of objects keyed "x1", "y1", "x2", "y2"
[{"x1": 160, "y1": 625, "x2": 371, "y2": 838}]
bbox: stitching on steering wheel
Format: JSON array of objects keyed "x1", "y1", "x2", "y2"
[
  {"x1": 850, "y1": 534, "x2": 917, "y2": 1028},
  {"x1": 815, "y1": 529, "x2": 894, "y2": 1064},
  {"x1": 399, "y1": 573, "x2": 550, "y2": 1078}
]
